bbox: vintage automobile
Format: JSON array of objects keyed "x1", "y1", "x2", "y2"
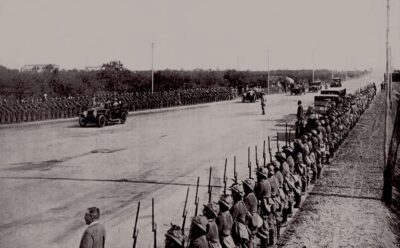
[
  {"x1": 79, "y1": 102, "x2": 128, "y2": 127},
  {"x1": 314, "y1": 95, "x2": 341, "y2": 114},
  {"x1": 309, "y1": 81, "x2": 322, "y2": 92},
  {"x1": 330, "y1": 77, "x2": 342, "y2": 87},
  {"x1": 320, "y1": 88, "x2": 347, "y2": 97},
  {"x1": 290, "y1": 83, "x2": 305, "y2": 95},
  {"x1": 242, "y1": 90, "x2": 257, "y2": 102}
]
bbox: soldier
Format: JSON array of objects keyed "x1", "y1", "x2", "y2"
[
  {"x1": 297, "y1": 101, "x2": 304, "y2": 121},
  {"x1": 216, "y1": 195, "x2": 235, "y2": 248},
  {"x1": 266, "y1": 163, "x2": 280, "y2": 244},
  {"x1": 165, "y1": 224, "x2": 185, "y2": 248},
  {"x1": 202, "y1": 203, "x2": 222, "y2": 248},
  {"x1": 242, "y1": 178, "x2": 262, "y2": 248},
  {"x1": 230, "y1": 184, "x2": 249, "y2": 248},
  {"x1": 254, "y1": 167, "x2": 272, "y2": 248},
  {"x1": 260, "y1": 94, "x2": 266, "y2": 115},
  {"x1": 188, "y1": 216, "x2": 210, "y2": 248}
]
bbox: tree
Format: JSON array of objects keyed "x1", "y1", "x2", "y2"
[{"x1": 97, "y1": 61, "x2": 131, "y2": 92}]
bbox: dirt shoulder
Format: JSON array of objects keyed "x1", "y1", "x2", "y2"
[{"x1": 277, "y1": 92, "x2": 400, "y2": 247}]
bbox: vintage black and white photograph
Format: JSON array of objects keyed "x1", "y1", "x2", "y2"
[{"x1": 0, "y1": 0, "x2": 400, "y2": 247}]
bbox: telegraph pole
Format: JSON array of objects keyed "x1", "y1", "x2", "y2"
[
  {"x1": 151, "y1": 42, "x2": 155, "y2": 94},
  {"x1": 267, "y1": 50, "x2": 270, "y2": 95},
  {"x1": 382, "y1": 0, "x2": 392, "y2": 203}
]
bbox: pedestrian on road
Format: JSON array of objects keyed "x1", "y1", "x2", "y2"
[
  {"x1": 260, "y1": 94, "x2": 266, "y2": 115},
  {"x1": 79, "y1": 207, "x2": 106, "y2": 248}
]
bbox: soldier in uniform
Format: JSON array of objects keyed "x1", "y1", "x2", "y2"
[
  {"x1": 216, "y1": 195, "x2": 235, "y2": 248},
  {"x1": 230, "y1": 184, "x2": 249, "y2": 248},
  {"x1": 260, "y1": 94, "x2": 266, "y2": 115},
  {"x1": 254, "y1": 167, "x2": 272, "y2": 248},
  {"x1": 165, "y1": 224, "x2": 185, "y2": 248},
  {"x1": 202, "y1": 203, "x2": 222, "y2": 248},
  {"x1": 242, "y1": 178, "x2": 261, "y2": 248},
  {"x1": 188, "y1": 216, "x2": 210, "y2": 248}
]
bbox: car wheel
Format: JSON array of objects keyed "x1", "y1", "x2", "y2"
[
  {"x1": 98, "y1": 115, "x2": 107, "y2": 127},
  {"x1": 79, "y1": 117, "x2": 86, "y2": 127},
  {"x1": 121, "y1": 112, "x2": 127, "y2": 124}
]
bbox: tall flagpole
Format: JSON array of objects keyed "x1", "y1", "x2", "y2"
[
  {"x1": 267, "y1": 50, "x2": 270, "y2": 95},
  {"x1": 151, "y1": 42, "x2": 154, "y2": 94}
]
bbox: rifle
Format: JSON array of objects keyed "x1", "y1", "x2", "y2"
[
  {"x1": 263, "y1": 140, "x2": 266, "y2": 167},
  {"x1": 248, "y1": 147, "x2": 252, "y2": 179},
  {"x1": 182, "y1": 187, "x2": 189, "y2": 235},
  {"x1": 223, "y1": 158, "x2": 227, "y2": 196},
  {"x1": 152, "y1": 198, "x2": 157, "y2": 248},
  {"x1": 285, "y1": 122, "x2": 288, "y2": 147},
  {"x1": 289, "y1": 130, "x2": 292, "y2": 147},
  {"x1": 233, "y1": 155, "x2": 238, "y2": 184},
  {"x1": 268, "y1": 136, "x2": 272, "y2": 163},
  {"x1": 276, "y1": 132, "x2": 280, "y2": 153},
  {"x1": 132, "y1": 201, "x2": 140, "y2": 248},
  {"x1": 194, "y1": 177, "x2": 200, "y2": 216},
  {"x1": 208, "y1": 167, "x2": 212, "y2": 203},
  {"x1": 255, "y1": 145, "x2": 259, "y2": 169}
]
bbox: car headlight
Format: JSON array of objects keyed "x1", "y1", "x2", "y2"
[
  {"x1": 83, "y1": 111, "x2": 88, "y2": 117},
  {"x1": 93, "y1": 110, "x2": 97, "y2": 117}
]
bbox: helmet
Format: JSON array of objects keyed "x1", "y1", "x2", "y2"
[
  {"x1": 230, "y1": 184, "x2": 244, "y2": 197},
  {"x1": 203, "y1": 202, "x2": 220, "y2": 217},
  {"x1": 165, "y1": 224, "x2": 184, "y2": 246},
  {"x1": 275, "y1": 152, "x2": 286, "y2": 160},
  {"x1": 242, "y1": 178, "x2": 255, "y2": 191},
  {"x1": 191, "y1": 216, "x2": 208, "y2": 233},
  {"x1": 255, "y1": 167, "x2": 268, "y2": 179},
  {"x1": 219, "y1": 195, "x2": 233, "y2": 209}
]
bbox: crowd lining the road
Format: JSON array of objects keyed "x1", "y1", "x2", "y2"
[
  {"x1": 0, "y1": 87, "x2": 236, "y2": 124},
  {"x1": 161, "y1": 83, "x2": 377, "y2": 248}
]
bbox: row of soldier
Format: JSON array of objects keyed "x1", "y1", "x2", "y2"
[
  {"x1": 161, "y1": 84, "x2": 377, "y2": 248},
  {"x1": 0, "y1": 87, "x2": 236, "y2": 124}
]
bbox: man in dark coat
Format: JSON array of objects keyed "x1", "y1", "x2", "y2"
[{"x1": 79, "y1": 207, "x2": 106, "y2": 248}]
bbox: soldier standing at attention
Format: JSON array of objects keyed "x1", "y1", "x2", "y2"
[
  {"x1": 202, "y1": 203, "x2": 222, "y2": 248},
  {"x1": 188, "y1": 216, "x2": 210, "y2": 248},
  {"x1": 261, "y1": 94, "x2": 266, "y2": 115},
  {"x1": 297, "y1": 100, "x2": 304, "y2": 122},
  {"x1": 79, "y1": 207, "x2": 106, "y2": 248}
]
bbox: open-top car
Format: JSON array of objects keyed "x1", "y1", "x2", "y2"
[
  {"x1": 79, "y1": 101, "x2": 128, "y2": 127},
  {"x1": 290, "y1": 83, "x2": 305, "y2": 95},
  {"x1": 330, "y1": 77, "x2": 342, "y2": 87},
  {"x1": 242, "y1": 90, "x2": 257, "y2": 102},
  {"x1": 309, "y1": 81, "x2": 322, "y2": 92}
]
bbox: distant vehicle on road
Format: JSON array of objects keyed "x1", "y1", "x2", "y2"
[
  {"x1": 242, "y1": 90, "x2": 257, "y2": 102},
  {"x1": 320, "y1": 88, "x2": 347, "y2": 97},
  {"x1": 309, "y1": 81, "x2": 322, "y2": 92},
  {"x1": 290, "y1": 83, "x2": 305, "y2": 95},
  {"x1": 79, "y1": 101, "x2": 128, "y2": 127},
  {"x1": 330, "y1": 77, "x2": 342, "y2": 87}
]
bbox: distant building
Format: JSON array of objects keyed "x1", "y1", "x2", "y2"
[
  {"x1": 21, "y1": 64, "x2": 59, "y2": 73},
  {"x1": 85, "y1": 66, "x2": 102, "y2": 71}
]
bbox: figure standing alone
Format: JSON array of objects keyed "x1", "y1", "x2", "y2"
[{"x1": 79, "y1": 207, "x2": 106, "y2": 248}]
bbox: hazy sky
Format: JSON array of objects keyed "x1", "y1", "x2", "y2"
[{"x1": 0, "y1": 0, "x2": 399, "y2": 71}]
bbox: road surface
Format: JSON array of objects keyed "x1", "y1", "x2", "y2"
[{"x1": 0, "y1": 72, "x2": 382, "y2": 248}]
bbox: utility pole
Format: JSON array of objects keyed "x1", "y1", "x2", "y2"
[
  {"x1": 382, "y1": 0, "x2": 392, "y2": 203},
  {"x1": 267, "y1": 50, "x2": 270, "y2": 95},
  {"x1": 151, "y1": 42, "x2": 155, "y2": 94}
]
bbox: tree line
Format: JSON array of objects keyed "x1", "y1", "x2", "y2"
[{"x1": 0, "y1": 61, "x2": 370, "y2": 102}]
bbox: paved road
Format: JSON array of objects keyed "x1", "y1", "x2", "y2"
[{"x1": 0, "y1": 72, "x2": 382, "y2": 248}]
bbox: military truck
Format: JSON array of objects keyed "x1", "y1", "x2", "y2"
[{"x1": 309, "y1": 81, "x2": 322, "y2": 92}]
